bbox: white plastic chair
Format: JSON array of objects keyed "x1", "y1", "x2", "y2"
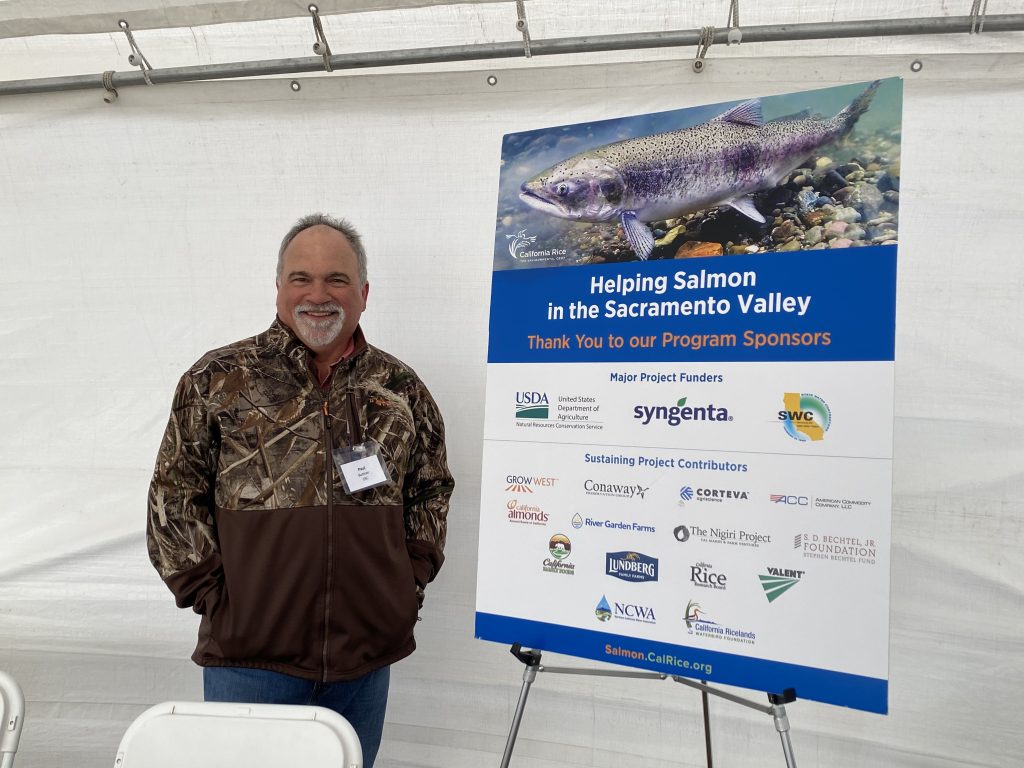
[
  {"x1": 114, "y1": 701, "x2": 362, "y2": 768},
  {"x1": 0, "y1": 670, "x2": 25, "y2": 768}
]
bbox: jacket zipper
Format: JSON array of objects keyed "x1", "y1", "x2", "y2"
[{"x1": 321, "y1": 396, "x2": 333, "y2": 682}]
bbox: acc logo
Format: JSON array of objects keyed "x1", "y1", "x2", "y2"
[
  {"x1": 516, "y1": 391, "x2": 549, "y2": 419},
  {"x1": 771, "y1": 494, "x2": 808, "y2": 506},
  {"x1": 506, "y1": 229, "x2": 537, "y2": 259},
  {"x1": 778, "y1": 393, "x2": 830, "y2": 442}
]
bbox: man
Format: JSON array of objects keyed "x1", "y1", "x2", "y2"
[{"x1": 147, "y1": 213, "x2": 453, "y2": 767}]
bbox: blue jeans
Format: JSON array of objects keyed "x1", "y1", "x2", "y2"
[{"x1": 203, "y1": 666, "x2": 390, "y2": 767}]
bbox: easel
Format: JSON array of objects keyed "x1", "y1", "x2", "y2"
[{"x1": 499, "y1": 644, "x2": 798, "y2": 768}]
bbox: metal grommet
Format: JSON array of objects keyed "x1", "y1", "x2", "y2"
[
  {"x1": 693, "y1": 59, "x2": 705, "y2": 73},
  {"x1": 487, "y1": 75, "x2": 498, "y2": 86},
  {"x1": 308, "y1": 4, "x2": 318, "y2": 12},
  {"x1": 910, "y1": 59, "x2": 923, "y2": 72},
  {"x1": 290, "y1": 80, "x2": 302, "y2": 92},
  {"x1": 118, "y1": 19, "x2": 129, "y2": 30}
]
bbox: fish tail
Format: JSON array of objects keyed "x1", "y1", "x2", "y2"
[{"x1": 835, "y1": 79, "x2": 881, "y2": 137}]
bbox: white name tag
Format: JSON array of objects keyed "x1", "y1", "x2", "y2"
[{"x1": 332, "y1": 441, "x2": 392, "y2": 493}]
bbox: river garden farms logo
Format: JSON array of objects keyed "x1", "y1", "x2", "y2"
[
  {"x1": 516, "y1": 391, "x2": 549, "y2": 419},
  {"x1": 778, "y1": 393, "x2": 831, "y2": 441},
  {"x1": 633, "y1": 397, "x2": 732, "y2": 426}
]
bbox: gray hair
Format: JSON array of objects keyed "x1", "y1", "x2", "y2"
[{"x1": 277, "y1": 213, "x2": 368, "y2": 285}]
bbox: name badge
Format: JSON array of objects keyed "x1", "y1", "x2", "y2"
[{"x1": 332, "y1": 441, "x2": 392, "y2": 493}]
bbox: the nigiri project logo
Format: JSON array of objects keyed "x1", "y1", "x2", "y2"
[{"x1": 778, "y1": 393, "x2": 831, "y2": 442}]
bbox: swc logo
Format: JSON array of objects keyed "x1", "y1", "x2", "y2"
[{"x1": 778, "y1": 409, "x2": 815, "y2": 421}]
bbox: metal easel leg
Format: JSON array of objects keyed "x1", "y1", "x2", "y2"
[
  {"x1": 499, "y1": 644, "x2": 543, "y2": 768},
  {"x1": 769, "y1": 691, "x2": 798, "y2": 768}
]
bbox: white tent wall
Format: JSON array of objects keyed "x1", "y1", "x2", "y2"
[{"x1": 0, "y1": 50, "x2": 1022, "y2": 768}]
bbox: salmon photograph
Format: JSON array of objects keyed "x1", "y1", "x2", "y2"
[{"x1": 493, "y1": 78, "x2": 902, "y2": 270}]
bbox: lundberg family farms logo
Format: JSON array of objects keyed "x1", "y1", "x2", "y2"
[
  {"x1": 759, "y1": 567, "x2": 804, "y2": 602},
  {"x1": 778, "y1": 393, "x2": 830, "y2": 441},
  {"x1": 634, "y1": 397, "x2": 732, "y2": 426},
  {"x1": 595, "y1": 595, "x2": 656, "y2": 625},
  {"x1": 605, "y1": 551, "x2": 658, "y2": 583},
  {"x1": 543, "y1": 534, "x2": 575, "y2": 575},
  {"x1": 515, "y1": 391, "x2": 549, "y2": 419}
]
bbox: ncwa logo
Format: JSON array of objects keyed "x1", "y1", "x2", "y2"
[
  {"x1": 634, "y1": 397, "x2": 732, "y2": 426},
  {"x1": 516, "y1": 391, "x2": 549, "y2": 419}
]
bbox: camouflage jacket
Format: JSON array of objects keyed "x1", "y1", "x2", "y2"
[{"x1": 147, "y1": 319, "x2": 453, "y2": 682}]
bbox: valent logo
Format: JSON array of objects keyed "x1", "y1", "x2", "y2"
[
  {"x1": 516, "y1": 391, "x2": 549, "y2": 419},
  {"x1": 506, "y1": 228, "x2": 537, "y2": 259},
  {"x1": 759, "y1": 567, "x2": 804, "y2": 602},
  {"x1": 778, "y1": 393, "x2": 831, "y2": 442}
]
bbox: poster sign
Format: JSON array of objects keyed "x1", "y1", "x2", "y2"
[{"x1": 476, "y1": 79, "x2": 901, "y2": 714}]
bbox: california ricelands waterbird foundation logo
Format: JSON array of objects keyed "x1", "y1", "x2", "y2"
[
  {"x1": 505, "y1": 498, "x2": 548, "y2": 526},
  {"x1": 605, "y1": 551, "x2": 658, "y2": 583},
  {"x1": 543, "y1": 534, "x2": 575, "y2": 575},
  {"x1": 515, "y1": 391, "x2": 549, "y2": 419},
  {"x1": 778, "y1": 393, "x2": 830, "y2": 441},
  {"x1": 794, "y1": 532, "x2": 877, "y2": 565},
  {"x1": 634, "y1": 396, "x2": 732, "y2": 426},
  {"x1": 684, "y1": 600, "x2": 755, "y2": 644},
  {"x1": 503, "y1": 474, "x2": 558, "y2": 493},
  {"x1": 759, "y1": 567, "x2": 804, "y2": 602}
]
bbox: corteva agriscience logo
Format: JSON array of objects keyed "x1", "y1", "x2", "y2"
[
  {"x1": 542, "y1": 534, "x2": 575, "y2": 575},
  {"x1": 583, "y1": 479, "x2": 648, "y2": 500},
  {"x1": 759, "y1": 567, "x2": 804, "y2": 602},
  {"x1": 678, "y1": 485, "x2": 749, "y2": 504},
  {"x1": 779, "y1": 393, "x2": 830, "y2": 441},
  {"x1": 506, "y1": 498, "x2": 548, "y2": 526},
  {"x1": 795, "y1": 532, "x2": 877, "y2": 565},
  {"x1": 684, "y1": 600, "x2": 755, "y2": 645},
  {"x1": 504, "y1": 474, "x2": 557, "y2": 493},
  {"x1": 605, "y1": 551, "x2": 658, "y2": 583},
  {"x1": 634, "y1": 397, "x2": 732, "y2": 426},
  {"x1": 516, "y1": 391, "x2": 549, "y2": 419}
]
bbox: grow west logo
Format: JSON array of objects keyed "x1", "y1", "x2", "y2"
[
  {"x1": 759, "y1": 567, "x2": 804, "y2": 602},
  {"x1": 778, "y1": 393, "x2": 831, "y2": 442},
  {"x1": 605, "y1": 551, "x2": 658, "y2": 583},
  {"x1": 503, "y1": 474, "x2": 558, "y2": 493},
  {"x1": 633, "y1": 396, "x2": 732, "y2": 426},
  {"x1": 516, "y1": 391, "x2": 549, "y2": 419}
]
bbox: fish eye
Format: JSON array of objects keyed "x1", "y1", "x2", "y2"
[{"x1": 555, "y1": 182, "x2": 569, "y2": 196}]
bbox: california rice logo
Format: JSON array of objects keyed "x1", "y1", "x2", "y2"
[{"x1": 506, "y1": 228, "x2": 537, "y2": 259}]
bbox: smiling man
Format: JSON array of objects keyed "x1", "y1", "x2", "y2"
[{"x1": 147, "y1": 213, "x2": 453, "y2": 767}]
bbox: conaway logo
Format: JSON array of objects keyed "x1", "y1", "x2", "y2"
[
  {"x1": 506, "y1": 229, "x2": 537, "y2": 259},
  {"x1": 633, "y1": 397, "x2": 732, "y2": 426}
]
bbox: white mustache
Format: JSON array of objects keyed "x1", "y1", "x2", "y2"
[{"x1": 295, "y1": 302, "x2": 342, "y2": 316}]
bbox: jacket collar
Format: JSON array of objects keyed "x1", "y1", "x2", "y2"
[{"x1": 265, "y1": 317, "x2": 368, "y2": 363}]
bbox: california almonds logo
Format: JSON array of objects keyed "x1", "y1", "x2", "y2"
[
  {"x1": 505, "y1": 498, "x2": 548, "y2": 526},
  {"x1": 542, "y1": 534, "x2": 576, "y2": 575},
  {"x1": 778, "y1": 393, "x2": 831, "y2": 442}
]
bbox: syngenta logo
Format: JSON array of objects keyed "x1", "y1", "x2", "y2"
[
  {"x1": 516, "y1": 391, "x2": 549, "y2": 419},
  {"x1": 506, "y1": 228, "x2": 537, "y2": 259},
  {"x1": 759, "y1": 567, "x2": 804, "y2": 602},
  {"x1": 633, "y1": 397, "x2": 732, "y2": 426}
]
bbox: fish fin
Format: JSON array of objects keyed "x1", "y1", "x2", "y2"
[
  {"x1": 714, "y1": 99, "x2": 763, "y2": 127},
  {"x1": 726, "y1": 196, "x2": 766, "y2": 223},
  {"x1": 774, "y1": 108, "x2": 812, "y2": 122},
  {"x1": 620, "y1": 211, "x2": 654, "y2": 260}
]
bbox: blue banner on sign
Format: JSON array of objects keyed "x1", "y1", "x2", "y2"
[
  {"x1": 476, "y1": 612, "x2": 888, "y2": 714},
  {"x1": 488, "y1": 246, "x2": 896, "y2": 364}
]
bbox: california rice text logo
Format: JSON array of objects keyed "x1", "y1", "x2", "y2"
[{"x1": 506, "y1": 229, "x2": 537, "y2": 259}]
